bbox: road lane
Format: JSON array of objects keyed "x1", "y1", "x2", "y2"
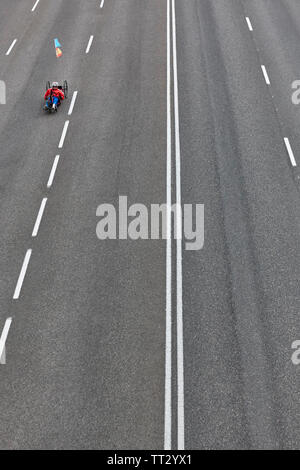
[
  {"x1": 177, "y1": 0, "x2": 300, "y2": 449},
  {"x1": 0, "y1": 1, "x2": 35, "y2": 52},
  {"x1": 243, "y1": 0, "x2": 300, "y2": 181},
  {"x1": 0, "y1": 0, "x2": 167, "y2": 449},
  {"x1": 0, "y1": 0, "x2": 110, "y2": 341}
]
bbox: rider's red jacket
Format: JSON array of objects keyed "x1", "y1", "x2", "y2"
[{"x1": 44, "y1": 88, "x2": 65, "y2": 100}]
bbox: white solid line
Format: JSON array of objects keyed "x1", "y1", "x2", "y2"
[
  {"x1": 58, "y1": 120, "x2": 69, "y2": 148},
  {"x1": 13, "y1": 250, "x2": 32, "y2": 300},
  {"x1": 284, "y1": 137, "x2": 297, "y2": 167},
  {"x1": 85, "y1": 35, "x2": 94, "y2": 54},
  {"x1": 47, "y1": 155, "x2": 60, "y2": 188},
  {"x1": 261, "y1": 65, "x2": 270, "y2": 85},
  {"x1": 245, "y1": 16, "x2": 253, "y2": 31},
  {"x1": 68, "y1": 91, "x2": 78, "y2": 116},
  {"x1": 164, "y1": 0, "x2": 172, "y2": 452},
  {"x1": 100, "y1": 0, "x2": 105, "y2": 8},
  {"x1": 0, "y1": 318, "x2": 12, "y2": 365},
  {"x1": 31, "y1": 0, "x2": 40, "y2": 12},
  {"x1": 172, "y1": 0, "x2": 185, "y2": 451},
  {"x1": 32, "y1": 198, "x2": 47, "y2": 237},
  {"x1": 6, "y1": 39, "x2": 17, "y2": 56}
]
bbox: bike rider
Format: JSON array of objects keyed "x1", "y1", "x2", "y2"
[{"x1": 44, "y1": 82, "x2": 65, "y2": 111}]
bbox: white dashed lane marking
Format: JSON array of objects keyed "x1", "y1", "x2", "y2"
[
  {"x1": 261, "y1": 65, "x2": 270, "y2": 85},
  {"x1": 31, "y1": 0, "x2": 40, "y2": 12},
  {"x1": 245, "y1": 16, "x2": 253, "y2": 31},
  {"x1": 85, "y1": 35, "x2": 94, "y2": 54},
  {"x1": 58, "y1": 121, "x2": 70, "y2": 149},
  {"x1": 68, "y1": 91, "x2": 78, "y2": 116},
  {"x1": 0, "y1": 318, "x2": 12, "y2": 365},
  {"x1": 32, "y1": 198, "x2": 47, "y2": 237},
  {"x1": 47, "y1": 155, "x2": 60, "y2": 188},
  {"x1": 284, "y1": 137, "x2": 297, "y2": 167},
  {"x1": 13, "y1": 249, "x2": 32, "y2": 300},
  {"x1": 6, "y1": 39, "x2": 17, "y2": 56}
]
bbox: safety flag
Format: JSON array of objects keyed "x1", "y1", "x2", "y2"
[{"x1": 54, "y1": 38, "x2": 62, "y2": 58}]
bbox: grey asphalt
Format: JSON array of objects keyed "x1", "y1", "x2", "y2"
[{"x1": 0, "y1": 0, "x2": 299, "y2": 450}]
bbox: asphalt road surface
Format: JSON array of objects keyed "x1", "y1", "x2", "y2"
[{"x1": 0, "y1": 0, "x2": 299, "y2": 450}]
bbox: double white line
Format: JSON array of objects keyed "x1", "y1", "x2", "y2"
[{"x1": 165, "y1": 0, "x2": 184, "y2": 451}]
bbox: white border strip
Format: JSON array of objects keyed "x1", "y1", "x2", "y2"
[
  {"x1": 164, "y1": 0, "x2": 172, "y2": 452},
  {"x1": 172, "y1": 0, "x2": 185, "y2": 451}
]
